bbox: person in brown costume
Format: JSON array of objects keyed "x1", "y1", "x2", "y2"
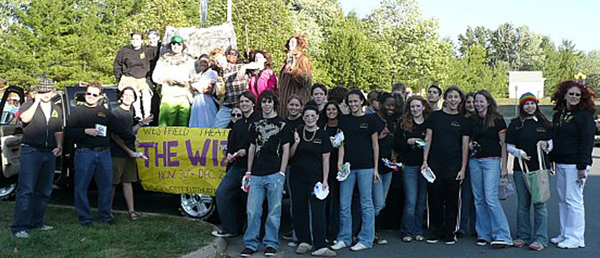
[{"x1": 278, "y1": 34, "x2": 312, "y2": 117}]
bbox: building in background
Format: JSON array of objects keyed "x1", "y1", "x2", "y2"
[{"x1": 508, "y1": 71, "x2": 545, "y2": 98}]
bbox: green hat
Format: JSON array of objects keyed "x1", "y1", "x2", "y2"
[{"x1": 170, "y1": 35, "x2": 184, "y2": 44}]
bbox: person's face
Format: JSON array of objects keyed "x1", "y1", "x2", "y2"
[
  {"x1": 288, "y1": 38, "x2": 298, "y2": 52},
  {"x1": 370, "y1": 100, "x2": 380, "y2": 111},
  {"x1": 239, "y1": 96, "x2": 254, "y2": 113},
  {"x1": 131, "y1": 34, "x2": 143, "y2": 49},
  {"x1": 120, "y1": 89, "x2": 136, "y2": 106},
  {"x1": 445, "y1": 90, "x2": 461, "y2": 111},
  {"x1": 197, "y1": 59, "x2": 209, "y2": 72},
  {"x1": 227, "y1": 50, "x2": 239, "y2": 64},
  {"x1": 85, "y1": 87, "x2": 102, "y2": 106},
  {"x1": 261, "y1": 98, "x2": 275, "y2": 115},
  {"x1": 523, "y1": 100, "x2": 537, "y2": 115},
  {"x1": 303, "y1": 110, "x2": 318, "y2": 127},
  {"x1": 382, "y1": 98, "x2": 395, "y2": 116},
  {"x1": 287, "y1": 99, "x2": 301, "y2": 117},
  {"x1": 565, "y1": 86, "x2": 582, "y2": 108},
  {"x1": 428, "y1": 88, "x2": 440, "y2": 103},
  {"x1": 465, "y1": 96, "x2": 475, "y2": 113},
  {"x1": 170, "y1": 42, "x2": 183, "y2": 54},
  {"x1": 474, "y1": 94, "x2": 489, "y2": 114},
  {"x1": 312, "y1": 88, "x2": 326, "y2": 105},
  {"x1": 347, "y1": 94, "x2": 363, "y2": 113},
  {"x1": 231, "y1": 108, "x2": 243, "y2": 123},
  {"x1": 410, "y1": 99, "x2": 424, "y2": 118},
  {"x1": 326, "y1": 104, "x2": 338, "y2": 120},
  {"x1": 148, "y1": 33, "x2": 159, "y2": 47},
  {"x1": 38, "y1": 90, "x2": 54, "y2": 103},
  {"x1": 254, "y1": 53, "x2": 266, "y2": 66}
]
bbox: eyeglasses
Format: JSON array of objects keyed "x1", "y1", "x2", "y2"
[
  {"x1": 231, "y1": 113, "x2": 243, "y2": 118},
  {"x1": 86, "y1": 92, "x2": 100, "y2": 98},
  {"x1": 568, "y1": 92, "x2": 581, "y2": 97}
]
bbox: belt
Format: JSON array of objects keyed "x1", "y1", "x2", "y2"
[{"x1": 81, "y1": 146, "x2": 110, "y2": 152}]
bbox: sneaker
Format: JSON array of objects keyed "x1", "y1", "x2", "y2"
[
  {"x1": 402, "y1": 236, "x2": 413, "y2": 242},
  {"x1": 264, "y1": 246, "x2": 277, "y2": 256},
  {"x1": 240, "y1": 247, "x2": 255, "y2": 257},
  {"x1": 426, "y1": 236, "x2": 439, "y2": 244},
  {"x1": 455, "y1": 231, "x2": 465, "y2": 238},
  {"x1": 415, "y1": 235, "x2": 425, "y2": 242},
  {"x1": 38, "y1": 224, "x2": 54, "y2": 231},
  {"x1": 476, "y1": 239, "x2": 488, "y2": 246},
  {"x1": 557, "y1": 241, "x2": 585, "y2": 249},
  {"x1": 128, "y1": 211, "x2": 141, "y2": 221},
  {"x1": 287, "y1": 241, "x2": 298, "y2": 247},
  {"x1": 513, "y1": 239, "x2": 525, "y2": 248},
  {"x1": 296, "y1": 243, "x2": 312, "y2": 254},
  {"x1": 312, "y1": 247, "x2": 337, "y2": 257},
  {"x1": 491, "y1": 240, "x2": 512, "y2": 248},
  {"x1": 283, "y1": 230, "x2": 294, "y2": 241},
  {"x1": 350, "y1": 242, "x2": 369, "y2": 251},
  {"x1": 374, "y1": 234, "x2": 388, "y2": 245},
  {"x1": 331, "y1": 240, "x2": 347, "y2": 250},
  {"x1": 445, "y1": 235, "x2": 456, "y2": 245},
  {"x1": 14, "y1": 231, "x2": 29, "y2": 239},
  {"x1": 211, "y1": 230, "x2": 236, "y2": 238},
  {"x1": 550, "y1": 235, "x2": 564, "y2": 245},
  {"x1": 528, "y1": 242, "x2": 545, "y2": 251}
]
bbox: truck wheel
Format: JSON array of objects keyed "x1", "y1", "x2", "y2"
[
  {"x1": 179, "y1": 194, "x2": 215, "y2": 220},
  {"x1": 0, "y1": 183, "x2": 16, "y2": 200}
]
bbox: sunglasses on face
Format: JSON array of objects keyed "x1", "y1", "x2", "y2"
[
  {"x1": 568, "y1": 92, "x2": 581, "y2": 97},
  {"x1": 170, "y1": 42, "x2": 183, "y2": 46},
  {"x1": 231, "y1": 113, "x2": 243, "y2": 118},
  {"x1": 86, "y1": 92, "x2": 100, "y2": 98}
]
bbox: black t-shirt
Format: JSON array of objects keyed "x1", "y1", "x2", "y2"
[
  {"x1": 110, "y1": 106, "x2": 136, "y2": 158},
  {"x1": 506, "y1": 118, "x2": 552, "y2": 171},
  {"x1": 339, "y1": 113, "x2": 383, "y2": 169},
  {"x1": 285, "y1": 117, "x2": 303, "y2": 132},
  {"x1": 470, "y1": 116, "x2": 507, "y2": 158},
  {"x1": 67, "y1": 105, "x2": 119, "y2": 148},
  {"x1": 249, "y1": 116, "x2": 293, "y2": 176},
  {"x1": 325, "y1": 125, "x2": 341, "y2": 179},
  {"x1": 426, "y1": 110, "x2": 470, "y2": 176},
  {"x1": 551, "y1": 109, "x2": 595, "y2": 169},
  {"x1": 374, "y1": 114, "x2": 396, "y2": 174},
  {"x1": 227, "y1": 112, "x2": 261, "y2": 166},
  {"x1": 395, "y1": 120, "x2": 427, "y2": 166},
  {"x1": 20, "y1": 101, "x2": 63, "y2": 150},
  {"x1": 291, "y1": 127, "x2": 333, "y2": 183}
]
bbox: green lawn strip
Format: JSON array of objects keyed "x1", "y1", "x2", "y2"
[{"x1": 0, "y1": 201, "x2": 213, "y2": 258}]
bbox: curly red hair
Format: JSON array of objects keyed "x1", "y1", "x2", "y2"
[{"x1": 551, "y1": 80, "x2": 596, "y2": 113}]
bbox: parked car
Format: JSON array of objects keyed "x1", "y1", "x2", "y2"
[{"x1": 0, "y1": 86, "x2": 25, "y2": 199}]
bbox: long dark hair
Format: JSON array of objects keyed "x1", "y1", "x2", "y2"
[
  {"x1": 400, "y1": 95, "x2": 431, "y2": 132},
  {"x1": 474, "y1": 90, "x2": 502, "y2": 128},
  {"x1": 318, "y1": 101, "x2": 341, "y2": 127},
  {"x1": 442, "y1": 85, "x2": 464, "y2": 113},
  {"x1": 461, "y1": 92, "x2": 476, "y2": 117},
  {"x1": 551, "y1": 80, "x2": 596, "y2": 113},
  {"x1": 517, "y1": 99, "x2": 551, "y2": 129}
]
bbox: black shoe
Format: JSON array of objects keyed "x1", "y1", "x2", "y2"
[
  {"x1": 476, "y1": 239, "x2": 488, "y2": 246},
  {"x1": 426, "y1": 235, "x2": 439, "y2": 244},
  {"x1": 240, "y1": 247, "x2": 255, "y2": 257},
  {"x1": 212, "y1": 230, "x2": 237, "y2": 238},
  {"x1": 283, "y1": 230, "x2": 294, "y2": 241},
  {"x1": 455, "y1": 231, "x2": 465, "y2": 238},
  {"x1": 445, "y1": 235, "x2": 456, "y2": 245},
  {"x1": 264, "y1": 246, "x2": 277, "y2": 256}
]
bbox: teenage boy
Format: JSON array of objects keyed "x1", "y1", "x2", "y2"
[
  {"x1": 311, "y1": 84, "x2": 327, "y2": 112},
  {"x1": 11, "y1": 78, "x2": 63, "y2": 238},
  {"x1": 427, "y1": 85, "x2": 442, "y2": 111},
  {"x1": 241, "y1": 90, "x2": 292, "y2": 257},
  {"x1": 67, "y1": 83, "x2": 119, "y2": 227}
]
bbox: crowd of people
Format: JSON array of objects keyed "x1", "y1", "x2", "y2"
[{"x1": 9, "y1": 30, "x2": 596, "y2": 258}]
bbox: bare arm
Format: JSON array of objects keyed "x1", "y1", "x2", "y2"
[
  {"x1": 279, "y1": 143, "x2": 290, "y2": 173},
  {"x1": 371, "y1": 132, "x2": 380, "y2": 182},
  {"x1": 499, "y1": 130, "x2": 508, "y2": 177},
  {"x1": 247, "y1": 143, "x2": 256, "y2": 174},
  {"x1": 111, "y1": 133, "x2": 135, "y2": 157},
  {"x1": 456, "y1": 135, "x2": 470, "y2": 180},
  {"x1": 52, "y1": 131, "x2": 63, "y2": 157},
  {"x1": 322, "y1": 152, "x2": 330, "y2": 184},
  {"x1": 19, "y1": 99, "x2": 40, "y2": 123},
  {"x1": 337, "y1": 144, "x2": 345, "y2": 167},
  {"x1": 422, "y1": 129, "x2": 433, "y2": 169}
]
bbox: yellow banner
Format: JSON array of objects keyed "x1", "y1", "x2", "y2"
[{"x1": 135, "y1": 127, "x2": 230, "y2": 195}]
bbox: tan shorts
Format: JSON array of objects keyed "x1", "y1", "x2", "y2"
[
  {"x1": 112, "y1": 157, "x2": 138, "y2": 184},
  {"x1": 118, "y1": 76, "x2": 150, "y2": 91}
]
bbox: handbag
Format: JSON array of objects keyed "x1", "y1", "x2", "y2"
[
  {"x1": 518, "y1": 143, "x2": 551, "y2": 204},
  {"x1": 498, "y1": 175, "x2": 515, "y2": 200}
]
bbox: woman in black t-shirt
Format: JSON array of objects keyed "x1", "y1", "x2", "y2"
[
  {"x1": 289, "y1": 105, "x2": 335, "y2": 256},
  {"x1": 331, "y1": 90, "x2": 380, "y2": 251},
  {"x1": 549, "y1": 80, "x2": 595, "y2": 249},
  {"x1": 286, "y1": 95, "x2": 304, "y2": 132},
  {"x1": 396, "y1": 95, "x2": 430, "y2": 242},
  {"x1": 320, "y1": 101, "x2": 343, "y2": 241},
  {"x1": 457, "y1": 92, "x2": 476, "y2": 238},
  {"x1": 469, "y1": 90, "x2": 512, "y2": 247},
  {"x1": 422, "y1": 86, "x2": 469, "y2": 244},
  {"x1": 506, "y1": 93, "x2": 552, "y2": 250}
]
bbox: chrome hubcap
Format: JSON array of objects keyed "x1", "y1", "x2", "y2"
[
  {"x1": 180, "y1": 194, "x2": 213, "y2": 218},
  {"x1": 0, "y1": 183, "x2": 16, "y2": 198}
]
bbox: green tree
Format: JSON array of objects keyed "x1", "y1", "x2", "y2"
[{"x1": 446, "y1": 44, "x2": 507, "y2": 96}]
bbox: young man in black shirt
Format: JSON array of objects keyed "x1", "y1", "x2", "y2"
[
  {"x1": 11, "y1": 78, "x2": 63, "y2": 238},
  {"x1": 241, "y1": 91, "x2": 292, "y2": 257},
  {"x1": 67, "y1": 83, "x2": 118, "y2": 227}
]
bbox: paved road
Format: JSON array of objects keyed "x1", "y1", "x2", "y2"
[{"x1": 221, "y1": 148, "x2": 600, "y2": 258}]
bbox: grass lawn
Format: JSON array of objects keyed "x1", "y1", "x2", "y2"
[{"x1": 0, "y1": 201, "x2": 214, "y2": 258}]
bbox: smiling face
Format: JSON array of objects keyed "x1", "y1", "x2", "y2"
[
  {"x1": 565, "y1": 86, "x2": 582, "y2": 108},
  {"x1": 85, "y1": 87, "x2": 102, "y2": 106},
  {"x1": 523, "y1": 100, "x2": 537, "y2": 115},
  {"x1": 170, "y1": 42, "x2": 183, "y2": 54},
  {"x1": 148, "y1": 33, "x2": 159, "y2": 47},
  {"x1": 120, "y1": 88, "x2": 136, "y2": 106},
  {"x1": 465, "y1": 96, "x2": 475, "y2": 113},
  {"x1": 326, "y1": 103, "x2": 338, "y2": 120},
  {"x1": 303, "y1": 109, "x2": 318, "y2": 127},
  {"x1": 261, "y1": 98, "x2": 275, "y2": 116},
  {"x1": 287, "y1": 98, "x2": 301, "y2": 117},
  {"x1": 409, "y1": 99, "x2": 424, "y2": 118},
  {"x1": 197, "y1": 59, "x2": 209, "y2": 72},
  {"x1": 381, "y1": 97, "x2": 395, "y2": 116},
  {"x1": 239, "y1": 96, "x2": 254, "y2": 113},
  {"x1": 444, "y1": 90, "x2": 461, "y2": 111},
  {"x1": 474, "y1": 94, "x2": 489, "y2": 114},
  {"x1": 231, "y1": 107, "x2": 243, "y2": 123},
  {"x1": 347, "y1": 94, "x2": 364, "y2": 114}
]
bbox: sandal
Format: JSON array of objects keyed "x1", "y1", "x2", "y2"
[
  {"x1": 529, "y1": 242, "x2": 545, "y2": 251},
  {"x1": 128, "y1": 211, "x2": 141, "y2": 221}
]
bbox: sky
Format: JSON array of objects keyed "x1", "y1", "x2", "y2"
[{"x1": 338, "y1": 0, "x2": 600, "y2": 52}]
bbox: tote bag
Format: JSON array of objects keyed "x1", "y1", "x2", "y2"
[{"x1": 519, "y1": 143, "x2": 551, "y2": 204}]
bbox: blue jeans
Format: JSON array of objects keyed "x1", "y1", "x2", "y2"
[
  {"x1": 215, "y1": 163, "x2": 246, "y2": 234},
  {"x1": 373, "y1": 172, "x2": 392, "y2": 216},
  {"x1": 74, "y1": 148, "x2": 113, "y2": 224},
  {"x1": 469, "y1": 158, "x2": 512, "y2": 242},
  {"x1": 244, "y1": 172, "x2": 285, "y2": 250},
  {"x1": 400, "y1": 166, "x2": 427, "y2": 237},
  {"x1": 214, "y1": 106, "x2": 231, "y2": 128},
  {"x1": 11, "y1": 145, "x2": 56, "y2": 233},
  {"x1": 458, "y1": 166, "x2": 476, "y2": 235},
  {"x1": 514, "y1": 170, "x2": 548, "y2": 245},
  {"x1": 338, "y1": 168, "x2": 374, "y2": 248}
]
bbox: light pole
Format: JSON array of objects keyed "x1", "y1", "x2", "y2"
[{"x1": 514, "y1": 84, "x2": 518, "y2": 117}]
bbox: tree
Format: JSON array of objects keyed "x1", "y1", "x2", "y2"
[{"x1": 446, "y1": 44, "x2": 507, "y2": 96}]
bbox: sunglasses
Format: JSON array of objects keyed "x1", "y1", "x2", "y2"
[
  {"x1": 568, "y1": 92, "x2": 581, "y2": 97},
  {"x1": 231, "y1": 113, "x2": 243, "y2": 118},
  {"x1": 170, "y1": 42, "x2": 183, "y2": 46},
  {"x1": 86, "y1": 92, "x2": 100, "y2": 98}
]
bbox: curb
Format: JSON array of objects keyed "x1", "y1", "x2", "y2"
[{"x1": 180, "y1": 226, "x2": 227, "y2": 258}]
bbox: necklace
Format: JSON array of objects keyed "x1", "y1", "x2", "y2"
[{"x1": 303, "y1": 127, "x2": 318, "y2": 142}]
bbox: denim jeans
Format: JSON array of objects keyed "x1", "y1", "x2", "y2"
[
  {"x1": 555, "y1": 164, "x2": 589, "y2": 246},
  {"x1": 74, "y1": 148, "x2": 113, "y2": 224},
  {"x1": 514, "y1": 170, "x2": 548, "y2": 245},
  {"x1": 373, "y1": 172, "x2": 393, "y2": 216},
  {"x1": 215, "y1": 163, "x2": 246, "y2": 235},
  {"x1": 469, "y1": 158, "x2": 512, "y2": 242},
  {"x1": 214, "y1": 106, "x2": 232, "y2": 128},
  {"x1": 244, "y1": 172, "x2": 285, "y2": 250},
  {"x1": 400, "y1": 166, "x2": 427, "y2": 237},
  {"x1": 458, "y1": 166, "x2": 476, "y2": 235},
  {"x1": 338, "y1": 168, "x2": 374, "y2": 248},
  {"x1": 11, "y1": 145, "x2": 56, "y2": 233}
]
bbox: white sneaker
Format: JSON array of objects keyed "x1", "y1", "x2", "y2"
[
  {"x1": 550, "y1": 235, "x2": 564, "y2": 245},
  {"x1": 296, "y1": 243, "x2": 312, "y2": 254},
  {"x1": 287, "y1": 241, "x2": 298, "y2": 247},
  {"x1": 312, "y1": 247, "x2": 337, "y2": 257},
  {"x1": 557, "y1": 241, "x2": 585, "y2": 249},
  {"x1": 331, "y1": 240, "x2": 347, "y2": 250},
  {"x1": 38, "y1": 225, "x2": 54, "y2": 231},
  {"x1": 14, "y1": 231, "x2": 29, "y2": 238},
  {"x1": 350, "y1": 242, "x2": 369, "y2": 251}
]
